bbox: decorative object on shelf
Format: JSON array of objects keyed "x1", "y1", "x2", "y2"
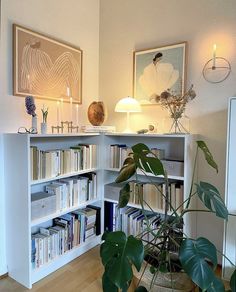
[
  {"x1": 202, "y1": 44, "x2": 231, "y2": 83},
  {"x1": 133, "y1": 42, "x2": 187, "y2": 105},
  {"x1": 51, "y1": 99, "x2": 79, "y2": 134},
  {"x1": 81, "y1": 125, "x2": 116, "y2": 133},
  {"x1": 147, "y1": 121, "x2": 158, "y2": 133},
  {"x1": 41, "y1": 105, "x2": 48, "y2": 134},
  {"x1": 160, "y1": 85, "x2": 196, "y2": 134},
  {"x1": 87, "y1": 101, "x2": 106, "y2": 126},
  {"x1": 25, "y1": 95, "x2": 38, "y2": 132},
  {"x1": 115, "y1": 96, "x2": 141, "y2": 133},
  {"x1": 100, "y1": 142, "x2": 235, "y2": 292},
  {"x1": 13, "y1": 24, "x2": 82, "y2": 103},
  {"x1": 137, "y1": 129, "x2": 148, "y2": 134}
]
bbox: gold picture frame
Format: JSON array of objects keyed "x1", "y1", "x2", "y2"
[
  {"x1": 133, "y1": 42, "x2": 187, "y2": 105},
  {"x1": 13, "y1": 24, "x2": 83, "y2": 104}
]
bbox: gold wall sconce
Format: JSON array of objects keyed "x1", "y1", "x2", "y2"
[{"x1": 203, "y1": 44, "x2": 231, "y2": 83}]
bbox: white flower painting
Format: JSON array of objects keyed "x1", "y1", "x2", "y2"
[{"x1": 133, "y1": 43, "x2": 186, "y2": 105}]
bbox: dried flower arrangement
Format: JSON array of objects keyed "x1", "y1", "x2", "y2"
[
  {"x1": 160, "y1": 85, "x2": 196, "y2": 133},
  {"x1": 25, "y1": 96, "x2": 37, "y2": 117}
]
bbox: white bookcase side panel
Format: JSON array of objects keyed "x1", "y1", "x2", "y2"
[{"x1": 4, "y1": 134, "x2": 31, "y2": 288}]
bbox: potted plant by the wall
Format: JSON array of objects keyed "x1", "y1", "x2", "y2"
[{"x1": 100, "y1": 142, "x2": 236, "y2": 292}]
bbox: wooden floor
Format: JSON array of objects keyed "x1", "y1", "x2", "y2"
[
  {"x1": 0, "y1": 245, "x2": 230, "y2": 292},
  {"x1": 0, "y1": 246, "x2": 104, "y2": 292}
]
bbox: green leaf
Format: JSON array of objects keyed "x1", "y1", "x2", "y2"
[
  {"x1": 135, "y1": 286, "x2": 148, "y2": 292},
  {"x1": 102, "y1": 270, "x2": 119, "y2": 292},
  {"x1": 197, "y1": 141, "x2": 218, "y2": 173},
  {"x1": 118, "y1": 183, "x2": 130, "y2": 208},
  {"x1": 207, "y1": 277, "x2": 225, "y2": 292},
  {"x1": 196, "y1": 181, "x2": 228, "y2": 220},
  {"x1": 100, "y1": 231, "x2": 144, "y2": 289},
  {"x1": 230, "y1": 269, "x2": 236, "y2": 292},
  {"x1": 179, "y1": 237, "x2": 218, "y2": 290},
  {"x1": 115, "y1": 157, "x2": 136, "y2": 183},
  {"x1": 132, "y1": 143, "x2": 165, "y2": 177}
]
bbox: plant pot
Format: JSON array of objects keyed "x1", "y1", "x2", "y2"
[
  {"x1": 41, "y1": 122, "x2": 47, "y2": 134},
  {"x1": 134, "y1": 264, "x2": 195, "y2": 292}
]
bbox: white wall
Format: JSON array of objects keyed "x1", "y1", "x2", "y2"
[
  {"x1": 0, "y1": 0, "x2": 100, "y2": 275},
  {"x1": 99, "y1": 0, "x2": 236, "y2": 254}
]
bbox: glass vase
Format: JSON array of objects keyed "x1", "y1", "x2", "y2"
[{"x1": 164, "y1": 115, "x2": 190, "y2": 134}]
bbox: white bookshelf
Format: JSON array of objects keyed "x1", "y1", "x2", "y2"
[
  {"x1": 4, "y1": 132, "x2": 197, "y2": 289},
  {"x1": 103, "y1": 133, "x2": 198, "y2": 239},
  {"x1": 4, "y1": 133, "x2": 103, "y2": 289}
]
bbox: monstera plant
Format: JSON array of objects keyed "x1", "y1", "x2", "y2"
[{"x1": 100, "y1": 141, "x2": 236, "y2": 292}]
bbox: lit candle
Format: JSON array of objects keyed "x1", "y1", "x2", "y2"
[
  {"x1": 57, "y1": 101, "x2": 60, "y2": 126},
  {"x1": 70, "y1": 97, "x2": 73, "y2": 122},
  {"x1": 76, "y1": 104, "x2": 79, "y2": 125},
  {"x1": 60, "y1": 98, "x2": 64, "y2": 122},
  {"x1": 67, "y1": 87, "x2": 70, "y2": 97},
  {"x1": 212, "y1": 44, "x2": 217, "y2": 68}
]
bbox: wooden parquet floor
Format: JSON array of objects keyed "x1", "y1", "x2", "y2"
[{"x1": 0, "y1": 246, "x2": 104, "y2": 292}]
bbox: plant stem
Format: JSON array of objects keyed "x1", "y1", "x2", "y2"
[{"x1": 186, "y1": 147, "x2": 198, "y2": 209}]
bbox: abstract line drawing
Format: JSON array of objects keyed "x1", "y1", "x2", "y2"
[{"x1": 13, "y1": 24, "x2": 82, "y2": 103}]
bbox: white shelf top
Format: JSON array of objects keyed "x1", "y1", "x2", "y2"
[
  {"x1": 105, "y1": 132, "x2": 190, "y2": 138},
  {"x1": 31, "y1": 168, "x2": 98, "y2": 185},
  {"x1": 29, "y1": 132, "x2": 100, "y2": 138},
  {"x1": 31, "y1": 198, "x2": 101, "y2": 227},
  {"x1": 105, "y1": 168, "x2": 184, "y2": 181}
]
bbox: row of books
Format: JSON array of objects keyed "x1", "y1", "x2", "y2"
[
  {"x1": 104, "y1": 202, "x2": 182, "y2": 252},
  {"x1": 129, "y1": 181, "x2": 184, "y2": 212},
  {"x1": 46, "y1": 173, "x2": 97, "y2": 210},
  {"x1": 104, "y1": 181, "x2": 184, "y2": 212},
  {"x1": 30, "y1": 144, "x2": 97, "y2": 181},
  {"x1": 31, "y1": 205, "x2": 101, "y2": 269},
  {"x1": 109, "y1": 144, "x2": 165, "y2": 169},
  {"x1": 31, "y1": 173, "x2": 97, "y2": 221}
]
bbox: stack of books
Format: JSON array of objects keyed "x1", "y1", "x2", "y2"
[
  {"x1": 109, "y1": 144, "x2": 165, "y2": 169},
  {"x1": 81, "y1": 125, "x2": 116, "y2": 133},
  {"x1": 30, "y1": 144, "x2": 97, "y2": 181},
  {"x1": 31, "y1": 206, "x2": 101, "y2": 269}
]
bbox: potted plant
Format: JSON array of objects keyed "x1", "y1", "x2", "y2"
[{"x1": 100, "y1": 141, "x2": 236, "y2": 292}]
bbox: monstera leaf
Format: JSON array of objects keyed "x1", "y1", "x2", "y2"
[
  {"x1": 197, "y1": 141, "x2": 218, "y2": 173},
  {"x1": 230, "y1": 270, "x2": 236, "y2": 292},
  {"x1": 179, "y1": 237, "x2": 218, "y2": 290},
  {"x1": 118, "y1": 183, "x2": 130, "y2": 208},
  {"x1": 196, "y1": 181, "x2": 228, "y2": 220},
  {"x1": 101, "y1": 231, "x2": 144, "y2": 291},
  {"x1": 115, "y1": 157, "x2": 136, "y2": 183},
  {"x1": 132, "y1": 143, "x2": 165, "y2": 176},
  {"x1": 207, "y1": 277, "x2": 225, "y2": 292}
]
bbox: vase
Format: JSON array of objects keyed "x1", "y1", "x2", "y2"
[
  {"x1": 41, "y1": 122, "x2": 47, "y2": 134},
  {"x1": 31, "y1": 115, "x2": 38, "y2": 131},
  {"x1": 163, "y1": 115, "x2": 190, "y2": 134}
]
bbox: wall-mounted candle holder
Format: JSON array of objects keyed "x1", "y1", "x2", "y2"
[
  {"x1": 202, "y1": 44, "x2": 231, "y2": 83},
  {"x1": 51, "y1": 121, "x2": 79, "y2": 134}
]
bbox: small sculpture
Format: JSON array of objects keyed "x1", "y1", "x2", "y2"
[{"x1": 87, "y1": 101, "x2": 106, "y2": 126}]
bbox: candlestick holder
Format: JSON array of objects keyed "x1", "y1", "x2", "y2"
[
  {"x1": 51, "y1": 121, "x2": 79, "y2": 134},
  {"x1": 202, "y1": 57, "x2": 231, "y2": 83}
]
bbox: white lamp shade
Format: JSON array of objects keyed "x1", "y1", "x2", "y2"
[{"x1": 115, "y1": 96, "x2": 142, "y2": 113}]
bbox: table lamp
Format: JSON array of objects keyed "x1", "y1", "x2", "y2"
[{"x1": 115, "y1": 96, "x2": 141, "y2": 133}]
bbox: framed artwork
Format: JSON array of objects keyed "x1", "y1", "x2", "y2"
[
  {"x1": 13, "y1": 24, "x2": 82, "y2": 104},
  {"x1": 133, "y1": 42, "x2": 187, "y2": 105}
]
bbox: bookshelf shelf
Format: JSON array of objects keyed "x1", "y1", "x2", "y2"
[
  {"x1": 31, "y1": 198, "x2": 101, "y2": 227},
  {"x1": 104, "y1": 167, "x2": 184, "y2": 181},
  {"x1": 31, "y1": 235, "x2": 101, "y2": 284},
  {"x1": 31, "y1": 168, "x2": 98, "y2": 185}
]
